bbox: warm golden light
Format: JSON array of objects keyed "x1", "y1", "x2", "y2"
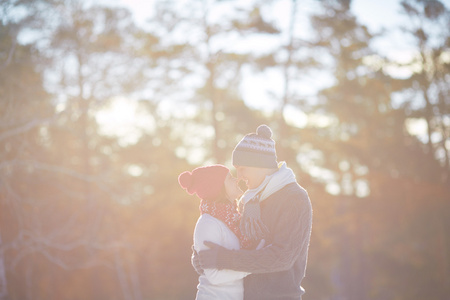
[{"x1": 95, "y1": 97, "x2": 154, "y2": 146}]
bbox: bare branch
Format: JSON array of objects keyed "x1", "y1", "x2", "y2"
[
  {"x1": 0, "y1": 117, "x2": 53, "y2": 143},
  {"x1": 0, "y1": 38, "x2": 17, "y2": 72}
]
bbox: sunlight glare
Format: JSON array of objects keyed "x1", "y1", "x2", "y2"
[
  {"x1": 307, "y1": 113, "x2": 336, "y2": 128},
  {"x1": 405, "y1": 118, "x2": 428, "y2": 141},
  {"x1": 382, "y1": 50, "x2": 422, "y2": 79},
  {"x1": 326, "y1": 182, "x2": 340, "y2": 195},
  {"x1": 355, "y1": 179, "x2": 370, "y2": 198},
  {"x1": 127, "y1": 164, "x2": 144, "y2": 177},
  {"x1": 95, "y1": 97, "x2": 155, "y2": 147},
  {"x1": 284, "y1": 106, "x2": 308, "y2": 128}
]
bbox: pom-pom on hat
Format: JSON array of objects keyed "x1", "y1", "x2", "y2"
[
  {"x1": 178, "y1": 164, "x2": 229, "y2": 200},
  {"x1": 232, "y1": 124, "x2": 278, "y2": 168}
]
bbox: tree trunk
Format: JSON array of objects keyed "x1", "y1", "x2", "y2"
[
  {"x1": 278, "y1": 0, "x2": 298, "y2": 159},
  {"x1": 0, "y1": 234, "x2": 8, "y2": 300}
]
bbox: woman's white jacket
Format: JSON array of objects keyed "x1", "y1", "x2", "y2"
[{"x1": 193, "y1": 213, "x2": 249, "y2": 300}]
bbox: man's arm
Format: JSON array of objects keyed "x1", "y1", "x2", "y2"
[
  {"x1": 199, "y1": 193, "x2": 312, "y2": 274},
  {"x1": 194, "y1": 216, "x2": 250, "y2": 283}
]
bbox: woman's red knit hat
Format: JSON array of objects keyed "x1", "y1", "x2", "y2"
[{"x1": 178, "y1": 165, "x2": 229, "y2": 200}]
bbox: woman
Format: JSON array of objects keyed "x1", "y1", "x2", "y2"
[{"x1": 178, "y1": 164, "x2": 254, "y2": 300}]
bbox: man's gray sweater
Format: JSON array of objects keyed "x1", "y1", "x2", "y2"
[{"x1": 215, "y1": 182, "x2": 313, "y2": 300}]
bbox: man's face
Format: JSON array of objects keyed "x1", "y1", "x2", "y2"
[{"x1": 234, "y1": 165, "x2": 266, "y2": 189}]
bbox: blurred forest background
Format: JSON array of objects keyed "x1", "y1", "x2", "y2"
[{"x1": 1, "y1": 0, "x2": 449, "y2": 299}]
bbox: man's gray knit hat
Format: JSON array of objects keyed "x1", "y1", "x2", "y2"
[{"x1": 232, "y1": 124, "x2": 278, "y2": 168}]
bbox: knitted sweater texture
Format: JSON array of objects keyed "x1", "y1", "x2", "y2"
[{"x1": 216, "y1": 182, "x2": 313, "y2": 300}]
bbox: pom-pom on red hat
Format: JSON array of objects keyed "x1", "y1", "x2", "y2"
[{"x1": 178, "y1": 165, "x2": 229, "y2": 200}]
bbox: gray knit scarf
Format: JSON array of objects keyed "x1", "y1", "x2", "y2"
[{"x1": 238, "y1": 162, "x2": 297, "y2": 242}]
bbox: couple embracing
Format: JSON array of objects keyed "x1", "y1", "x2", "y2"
[{"x1": 178, "y1": 125, "x2": 313, "y2": 300}]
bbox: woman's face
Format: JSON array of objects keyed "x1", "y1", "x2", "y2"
[{"x1": 224, "y1": 172, "x2": 243, "y2": 201}]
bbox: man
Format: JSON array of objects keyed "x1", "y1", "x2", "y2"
[{"x1": 195, "y1": 124, "x2": 313, "y2": 300}]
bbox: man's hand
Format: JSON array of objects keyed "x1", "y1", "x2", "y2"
[{"x1": 198, "y1": 241, "x2": 225, "y2": 270}]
